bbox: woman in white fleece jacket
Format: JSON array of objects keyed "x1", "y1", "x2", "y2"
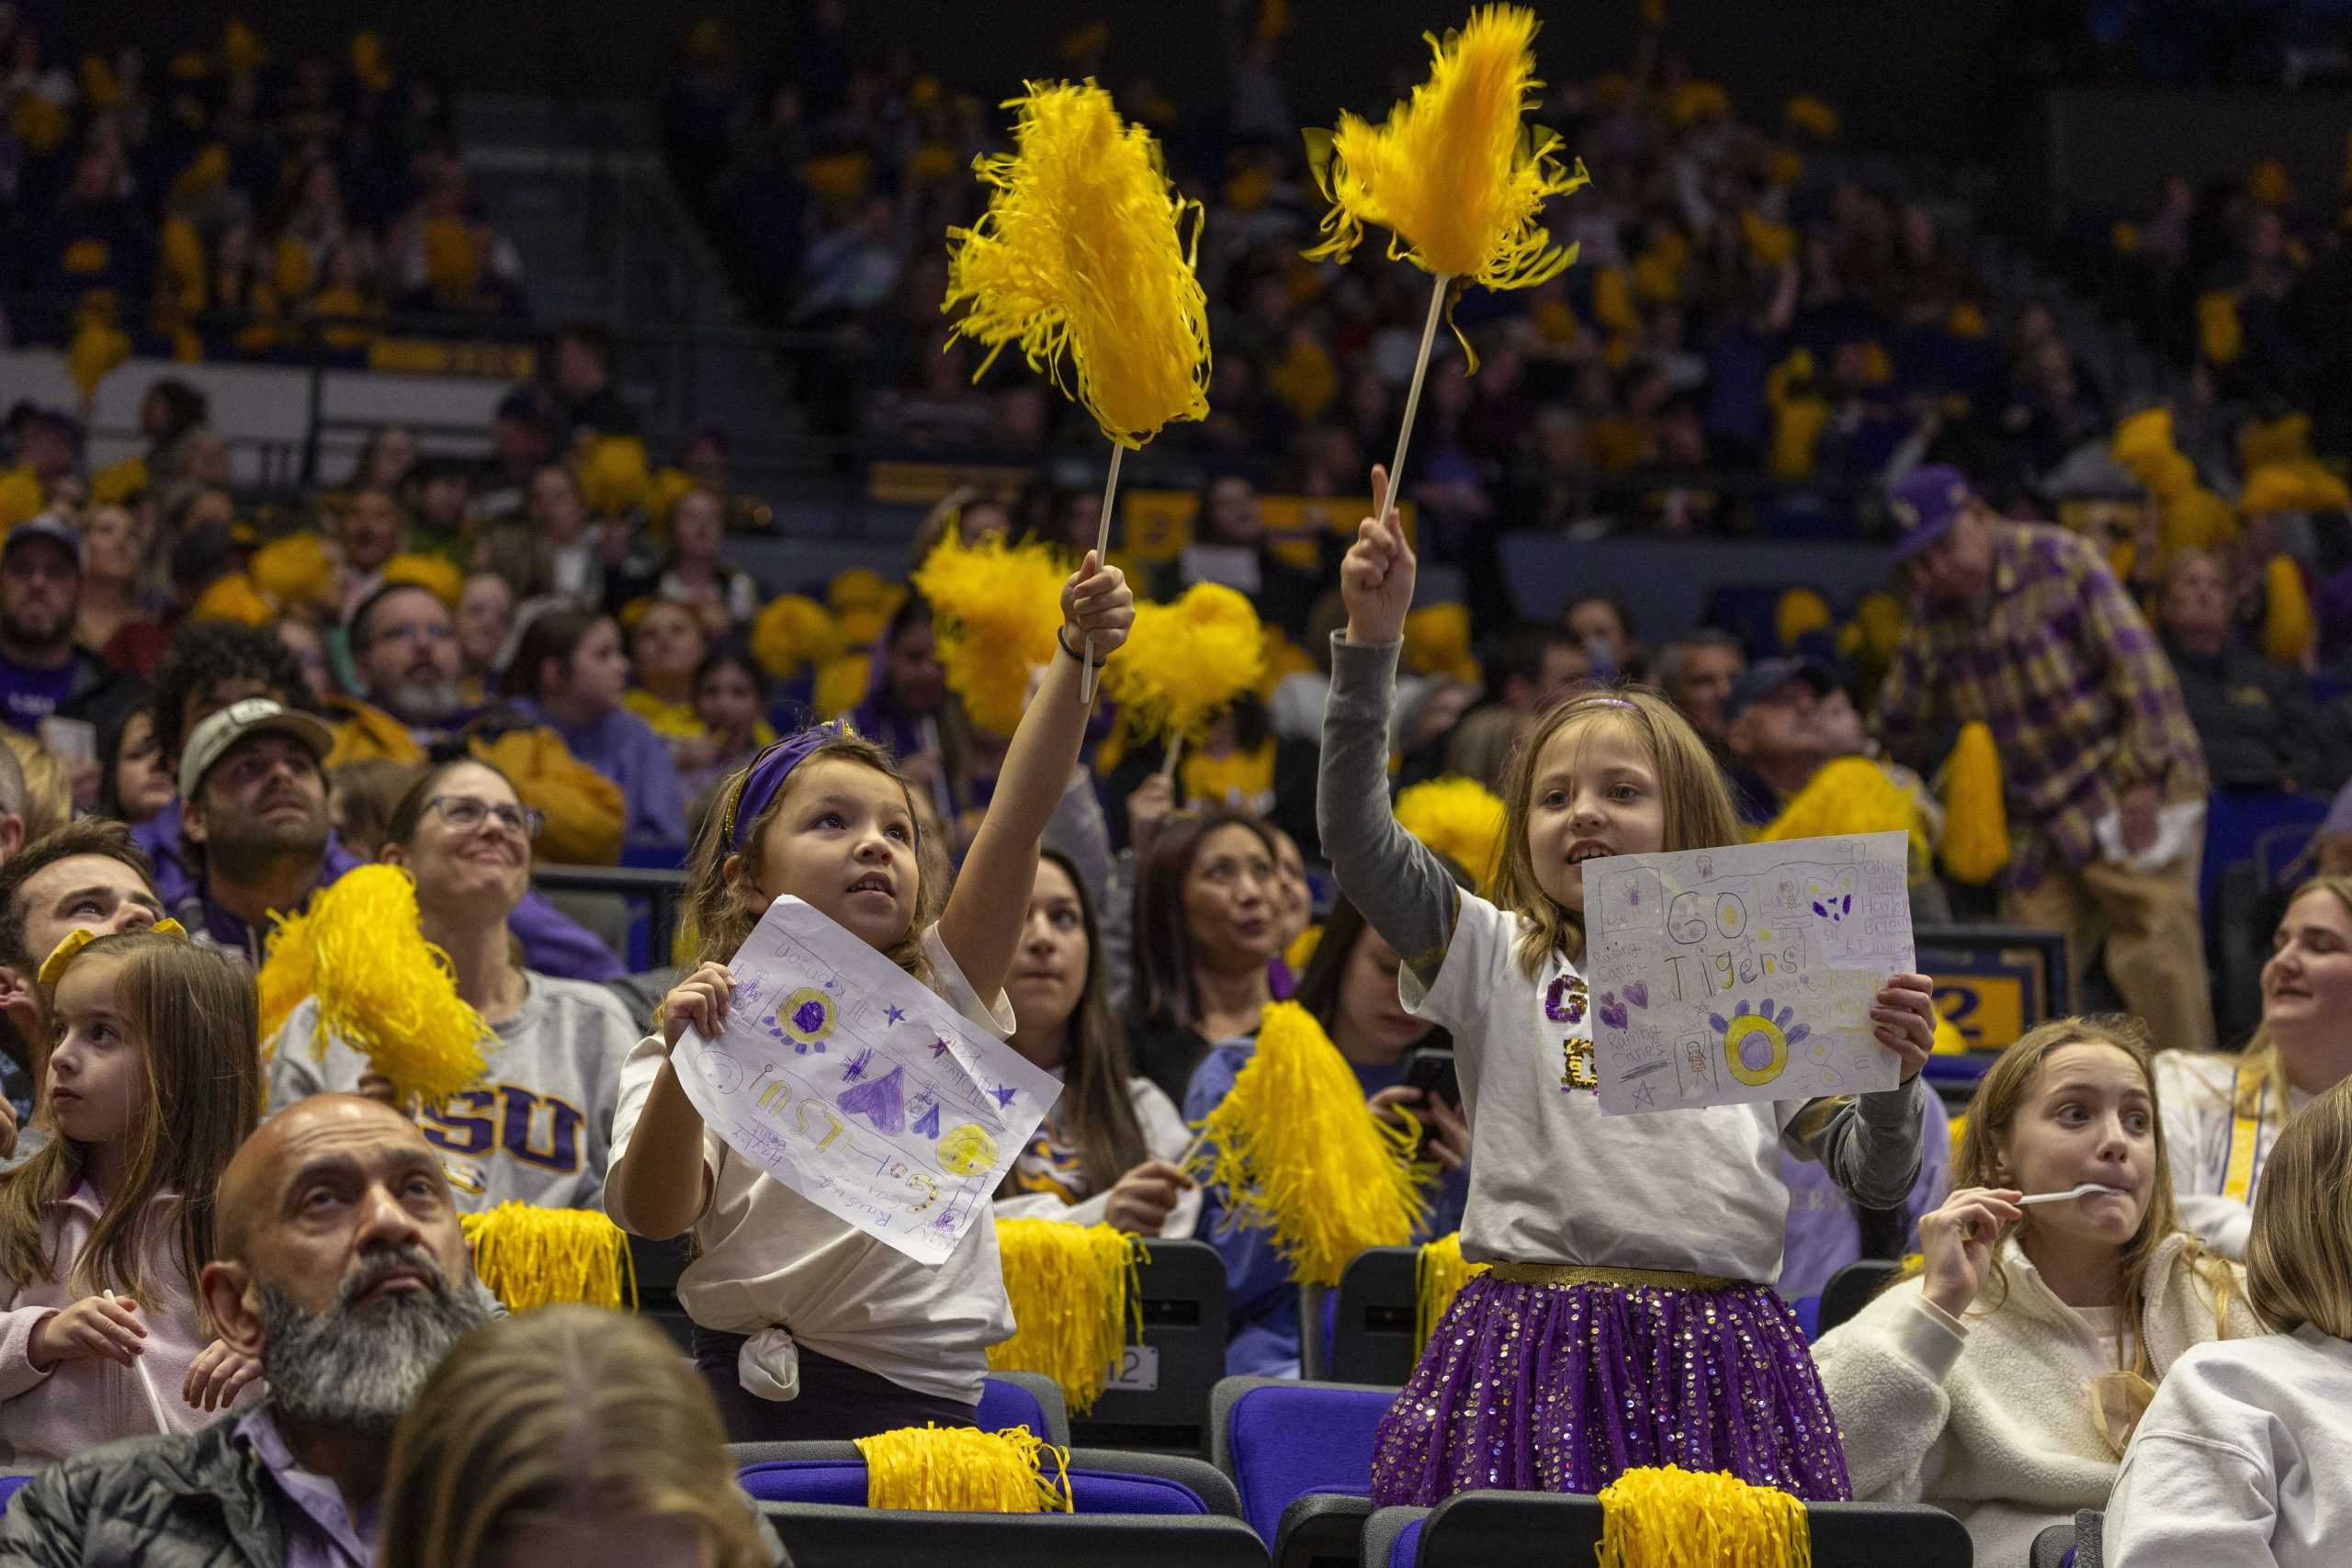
[
  {"x1": 2107, "y1": 1077, "x2": 2352, "y2": 1568},
  {"x1": 1815, "y1": 1016, "x2": 2256, "y2": 1568}
]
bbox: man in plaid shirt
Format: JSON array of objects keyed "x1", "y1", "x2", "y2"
[{"x1": 1875, "y1": 465, "x2": 2215, "y2": 1049}]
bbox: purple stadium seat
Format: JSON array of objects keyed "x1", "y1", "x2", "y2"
[
  {"x1": 1393, "y1": 1517, "x2": 1426, "y2": 1567},
  {"x1": 976, "y1": 1371, "x2": 1063, "y2": 1445},
  {"x1": 1212, "y1": 1377, "x2": 1395, "y2": 1541}
]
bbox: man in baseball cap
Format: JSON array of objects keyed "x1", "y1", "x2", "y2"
[
  {"x1": 0, "y1": 512, "x2": 141, "y2": 746},
  {"x1": 1885, "y1": 463, "x2": 1996, "y2": 601},
  {"x1": 1723, "y1": 657, "x2": 1835, "y2": 824},
  {"x1": 175, "y1": 698, "x2": 345, "y2": 964}
]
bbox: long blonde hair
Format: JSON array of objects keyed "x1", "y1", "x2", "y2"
[
  {"x1": 1949, "y1": 1014, "x2": 2237, "y2": 1373},
  {"x1": 1489, "y1": 684, "x2": 1741, "y2": 976},
  {"x1": 2233, "y1": 875, "x2": 2352, "y2": 1115},
  {"x1": 375, "y1": 1306, "x2": 768, "y2": 1568},
  {"x1": 2245, "y1": 1077, "x2": 2352, "y2": 1341},
  {"x1": 681, "y1": 730, "x2": 945, "y2": 982},
  {"x1": 0, "y1": 934, "x2": 259, "y2": 1306}
]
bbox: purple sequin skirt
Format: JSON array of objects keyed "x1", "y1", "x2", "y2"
[{"x1": 1367, "y1": 1275, "x2": 1852, "y2": 1506}]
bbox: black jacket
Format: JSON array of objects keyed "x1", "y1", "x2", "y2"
[
  {"x1": 0, "y1": 1415, "x2": 286, "y2": 1567},
  {"x1": 2163, "y1": 636, "x2": 2333, "y2": 793}
]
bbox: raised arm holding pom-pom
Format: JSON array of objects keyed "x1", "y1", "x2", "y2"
[{"x1": 1341, "y1": 466, "x2": 1417, "y2": 649}]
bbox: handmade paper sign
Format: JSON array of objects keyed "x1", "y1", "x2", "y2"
[
  {"x1": 669, "y1": 896, "x2": 1061, "y2": 1265},
  {"x1": 1579, "y1": 830, "x2": 1915, "y2": 1115}
]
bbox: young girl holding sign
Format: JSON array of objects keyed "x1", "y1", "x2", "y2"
[
  {"x1": 606, "y1": 556, "x2": 1133, "y2": 1441},
  {"x1": 1323, "y1": 468, "x2": 1939, "y2": 1505}
]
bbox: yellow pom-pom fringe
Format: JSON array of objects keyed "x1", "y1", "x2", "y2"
[
  {"x1": 2264, "y1": 555, "x2": 2314, "y2": 668},
  {"x1": 1302, "y1": 5, "x2": 1590, "y2": 363},
  {"x1": 1402, "y1": 603, "x2": 1480, "y2": 684},
  {"x1": 1938, "y1": 721, "x2": 2008, "y2": 886},
  {"x1": 855, "y1": 1425, "x2": 1074, "y2": 1514},
  {"x1": 1102, "y1": 581, "x2": 1265, "y2": 750},
  {"x1": 1595, "y1": 1465, "x2": 1811, "y2": 1568},
  {"x1": 382, "y1": 552, "x2": 463, "y2": 609},
  {"x1": 986, "y1": 1219, "x2": 1142, "y2": 1414},
  {"x1": 911, "y1": 533, "x2": 1070, "y2": 737},
  {"x1": 577, "y1": 436, "x2": 650, "y2": 515},
  {"x1": 1284, "y1": 922, "x2": 1323, "y2": 976},
  {"x1": 751, "y1": 592, "x2": 842, "y2": 682},
  {"x1": 943, "y1": 81, "x2": 1211, "y2": 448},
  {"x1": 813, "y1": 653, "x2": 872, "y2": 721},
  {"x1": 256, "y1": 864, "x2": 493, "y2": 1105},
  {"x1": 460, "y1": 1202, "x2": 637, "y2": 1312},
  {"x1": 190, "y1": 572, "x2": 273, "y2": 627},
  {"x1": 251, "y1": 533, "x2": 336, "y2": 615},
  {"x1": 1191, "y1": 1001, "x2": 1428, "y2": 1288},
  {"x1": 1415, "y1": 1231, "x2": 1488, "y2": 1352},
  {"x1": 1757, "y1": 759, "x2": 1929, "y2": 883},
  {"x1": 1395, "y1": 775, "x2": 1505, "y2": 890}
]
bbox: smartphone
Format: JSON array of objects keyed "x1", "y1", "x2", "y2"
[{"x1": 1400, "y1": 1046, "x2": 1459, "y2": 1111}]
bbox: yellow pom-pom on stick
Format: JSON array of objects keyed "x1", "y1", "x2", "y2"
[
  {"x1": 911, "y1": 533, "x2": 1070, "y2": 737},
  {"x1": 943, "y1": 80, "x2": 1213, "y2": 702},
  {"x1": 2264, "y1": 554, "x2": 2314, "y2": 668},
  {"x1": 854, "y1": 1425, "x2": 1073, "y2": 1514},
  {"x1": 1595, "y1": 1464, "x2": 1811, "y2": 1568},
  {"x1": 1302, "y1": 6, "x2": 1591, "y2": 503},
  {"x1": 256, "y1": 864, "x2": 493, "y2": 1105},
  {"x1": 461, "y1": 1202, "x2": 637, "y2": 1312},
  {"x1": 1939, "y1": 720, "x2": 2008, "y2": 886},
  {"x1": 1188, "y1": 1001, "x2": 1428, "y2": 1290},
  {"x1": 1100, "y1": 582, "x2": 1264, "y2": 780},
  {"x1": 986, "y1": 1219, "x2": 1143, "y2": 1413},
  {"x1": 1395, "y1": 775, "x2": 1505, "y2": 891}
]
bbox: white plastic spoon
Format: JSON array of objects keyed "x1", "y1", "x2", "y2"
[
  {"x1": 103, "y1": 1290, "x2": 171, "y2": 1433},
  {"x1": 2015, "y1": 1182, "x2": 2128, "y2": 1207}
]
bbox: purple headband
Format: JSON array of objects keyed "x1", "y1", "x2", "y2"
[{"x1": 725, "y1": 721, "x2": 854, "y2": 852}]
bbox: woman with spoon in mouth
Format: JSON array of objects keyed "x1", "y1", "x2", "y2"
[
  {"x1": 2154, "y1": 875, "x2": 2352, "y2": 1259},
  {"x1": 1814, "y1": 1016, "x2": 2258, "y2": 1568}
]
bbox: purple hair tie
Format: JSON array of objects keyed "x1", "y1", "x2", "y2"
[{"x1": 725, "y1": 721, "x2": 854, "y2": 852}]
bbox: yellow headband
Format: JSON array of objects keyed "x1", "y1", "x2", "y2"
[{"x1": 38, "y1": 920, "x2": 187, "y2": 989}]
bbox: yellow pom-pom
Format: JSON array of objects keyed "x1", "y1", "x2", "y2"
[
  {"x1": 1190, "y1": 1001, "x2": 1428, "y2": 1287},
  {"x1": 1415, "y1": 1231, "x2": 1488, "y2": 1352},
  {"x1": 813, "y1": 653, "x2": 872, "y2": 720},
  {"x1": 1775, "y1": 587, "x2": 1832, "y2": 651},
  {"x1": 1939, "y1": 721, "x2": 2008, "y2": 886},
  {"x1": 911, "y1": 533, "x2": 1069, "y2": 737},
  {"x1": 1596, "y1": 1465, "x2": 1810, "y2": 1568},
  {"x1": 943, "y1": 81, "x2": 1211, "y2": 447},
  {"x1": 644, "y1": 466, "x2": 695, "y2": 529},
  {"x1": 248, "y1": 533, "x2": 333, "y2": 614},
  {"x1": 2111, "y1": 406, "x2": 2177, "y2": 476},
  {"x1": 2241, "y1": 461, "x2": 2352, "y2": 515},
  {"x1": 855, "y1": 1425, "x2": 1073, "y2": 1514},
  {"x1": 2163, "y1": 486, "x2": 2240, "y2": 560},
  {"x1": 0, "y1": 469, "x2": 41, "y2": 532},
  {"x1": 68, "y1": 314, "x2": 131, "y2": 400},
  {"x1": 89, "y1": 456, "x2": 148, "y2": 505},
  {"x1": 751, "y1": 593, "x2": 842, "y2": 682},
  {"x1": 2264, "y1": 555, "x2": 2314, "y2": 668},
  {"x1": 1283, "y1": 922, "x2": 1322, "y2": 975},
  {"x1": 1395, "y1": 776, "x2": 1506, "y2": 890},
  {"x1": 1758, "y1": 758, "x2": 1930, "y2": 879},
  {"x1": 190, "y1": 572, "x2": 273, "y2": 626},
  {"x1": 986, "y1": 1219, "x2": 1142, "y2": 1414},
  {"x1": 1402, "y1": 603, "x2": 1480, "y2": 684},
  {"x1": 829, "y1": 567, "x2": 902, "y2": 615},
  {"x1": 382, "y1": 552, "x2": 463, "y2": 608},
  {"x1": 2238, "y1": 412, "x2": 2312, "y2": 470},
  {"x1": 576, "y1": 436, "x2": 650, "y2": 515},
  {"x1": 1102, "y1": 582, "x2": 1265, "y2": 749},
  {"x1": 1180, "y1": 739, "x2": 1276, "y2": 809},
  {"x1": 1783, "y1": 94, "x2": 1840, "y2": 141},
  {"x1": 460, "y1": 1202, "x2": 637, "y2": 1312},
  {"x1": 2198, "y1": 291, "x2": 2244, "y2": 366},
  {"x1": 1932, "y1": 1013, "x2": 1966, "y2": 1056},
  {"x1": 1303, "y1": 6, "x2": 1591, "y2": 314},
  {"x1": 257, "y1": 865, "x2": 493, "y2": 1105}
]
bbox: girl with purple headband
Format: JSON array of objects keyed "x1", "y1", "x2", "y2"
[
  {"x1": 605, "y1": 555, "x2": 1134, "y2": 1442},
  {"x1": 1321, "y1": 466, "x2": 1940, "y2": 1506}
]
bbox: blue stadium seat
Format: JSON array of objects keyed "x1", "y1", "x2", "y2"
[
  {"x1": 2200, "y1": 790, "x2": 2330, "y2": 919},
  {"x1": 1210, "y1": 1375, "x2": 1396, "y2": 1562},
  {"x1": 977, "y1": 1370, "x2": 1070, "y2": 1450}
]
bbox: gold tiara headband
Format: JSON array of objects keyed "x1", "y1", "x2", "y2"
[{"x1": 38, "y1": 920, "x2": 189, "y2": 988}]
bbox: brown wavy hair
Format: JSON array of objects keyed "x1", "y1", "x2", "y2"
[
  {"x1": 375, "y1": 1306, "x2": 768, "y2": 1568},
  {"x1": 681, "y1": 730, "x2": 944, "y2": 984},
  {"x1": 1489, "y1": 683, "x2": 1741, "y2": 976},
  {"x1": 0, "y1": 933, "x2": 259, "y2": 1308},
  {"x1": 2245, "y1": 1076, "x2": 2352, "y2": 1341}
]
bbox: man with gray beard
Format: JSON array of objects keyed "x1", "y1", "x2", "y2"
[
  {"x1": 345, "y1": 582, "x2": 469, "y2": 742},
  {"x1": 0, "y1": 1096, "x2": 490, "y2": 1565}
]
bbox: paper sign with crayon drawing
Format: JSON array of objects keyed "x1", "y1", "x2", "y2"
[
  {"x1": 1580, "y1": 831, "x2": 1914, "y2": 1115},
  {"x1": 669, "y1": 897, "x2": 1061, "y2": 1265}
]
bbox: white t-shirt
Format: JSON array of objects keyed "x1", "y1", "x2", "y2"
[
  {"x1": 992, "y1": 1074, "x2": 1202, "y2": 1238},
  {"x1": 2152, "y1": 1050, "x2": 2314, "y2": 1259},
  {"x1": 608, "y1": 924, "x2": 1017, "y2": 1404},
  {"x1": 1405, "y1": 891, "x2": 1818, "y2": 1281},
  {"x1": 2107, "y1": 1326, "x2": 2352, "y2": 1568}
]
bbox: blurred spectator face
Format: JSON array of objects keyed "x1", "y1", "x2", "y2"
[
  {"x1": 695, "y1": 660, "x2": 763, "y2": 743},
  {"x1": 1269, "y1": 828, "x2": 1311, "y2": 951},
  {"x1": 18, "y1": 418, "x2": 75, "y2": 484},
  {"x1": 1666, "y1": 641, "x2": 1743, "y2": 740},
  {"x1": 528, "y1": 467, "x2": 587, "y2": 544},
  {"x1": 184, "y1": 435, "x2": 232, "y2": 488},
  {"x1": 631, "y1": 603, "x2": 706, "y2": 691},
  {"x1": 183, "y1": 488, "x2": 236, "y2": 533},
  {"x1": 1812, "y1": 688, "x2": 1866, "y2": 756},
  {"x1": 1911, "y1": 505, "x2": 1996, "y2": 604},
  {"x1": 81, "y1": 504, "x2": 144, "y2": 584},
  {"x1": 455, "y1": 573, "x2": 514, "y2": 676},
  {"x1": 1204, "y1": 477, "x2": 1263, "y2": 547},
  {"x1": 961, "y1": 499, "x2": 1012, "y2": 548},
  {"x1": 670, "y1": 491, "x2": 724, "y2": 564},
  {"x1": 1, "y1": 536, "x2": 80, "y2": 650},
  {"x1": 416, "y1": 470, "x2": 469, "y2": 533},
  {"x1": 1728, "y1": 677, "x2": 1823, "y2": 773},
  {"x1": 1515, "y1": 643, "x2": 1593, "y2": 709},
  {"x1": 551, "y1": 619, "x2": 629, "y2": 718},
  {"x1": 885, "y1": 617, "x2": 945, "y2": 716},
  {"x1": 111, "y1": 711, "x2": 176, "y2": 824},
  {"x1": 2247, "y1": 209, "x2": 2285, "y2": 264},
  {"x1": 357, "y1": 587, "x2": 462, "y2": 722},
  {"x1": 494, "y1": 412, "x2": 552, "y2": 477},
  {"x1": 555, "y1": 333, "x2": 607, "y2": 398},
  {"x1": 682, "y1": 434, "x2": 728, "y2": 491},
  {"x1": 341, "y1": 489, "x2": 405, "y2": 576},
  {"x1": 1566, "y1": 598, "x2": 1630, "y2": 666},
  {"x1": 364, "y1": 428, "x2": 418, "y2": 491},
  {"x1": 994, "y1": 385, "x2": 1048, "y2": 448},
  {"x1": 276, "y1": 619, "x2": 333, "y2": 703},
  {"x1": 2159, "y1": 551, "x2": 2231, "y2": 649}
]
